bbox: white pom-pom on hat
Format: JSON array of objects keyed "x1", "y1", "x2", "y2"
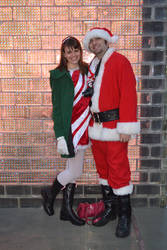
[{"x1": 83, "y1": 27, "x2": 118, "y2": 52}]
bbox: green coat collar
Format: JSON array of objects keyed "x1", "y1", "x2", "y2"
[{"x1": 50, "y1": 68, "x2": 71, "y2": 79}]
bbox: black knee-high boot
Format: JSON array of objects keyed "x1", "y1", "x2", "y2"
[
  {"x1": 92, "y1": 185, "x2": 117, "y2": 226},
  {"x1": 60, "y1": 183, "x2": 85, "y2": 226},
  {"x1": 115, "y1": 194, "x2": 131, "y2": 238},
  {"x1": 41, "y1": 178, "x2": 63, "y2": 216}
]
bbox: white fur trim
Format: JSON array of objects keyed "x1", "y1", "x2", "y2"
[
  {"x1": 111, "y1": 35, "x2": 119, "y2": 43},
  {"x1": 75, "y1": 141, "x2": 91, "y2": 151},
  {"x1": 88, "y1": 124, "x2": 120, "y2": 141},
  {"x1": 83, "y1": 29, "x2": 118, "y2": 52},
  {"x1": 113, "y1": 182, "x2": 133, "y2": 195},
  {"x1": 99, "y1": 178, "x2": 109, "y2": 185},
  {"x1": 90, "y1": 48, "x2": 115, "y2": 112},
  {"x1": 117, "y1": 122, "x2": 140, "y2": 135}
]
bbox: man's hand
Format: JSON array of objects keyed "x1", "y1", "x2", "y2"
[{"x1": 120, "y1": 134, "x2": 131, "y2": 142}]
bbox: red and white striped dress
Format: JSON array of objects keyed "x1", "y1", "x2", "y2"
[{"x1": 69, "y1": 69, "x2": 91, "y2": 150}]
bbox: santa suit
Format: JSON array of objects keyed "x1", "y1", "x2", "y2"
[{"x1": 88, "y1": 48, "x2": 140, "y2": 195}]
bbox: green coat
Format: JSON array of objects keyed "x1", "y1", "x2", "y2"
[{"x1": 50, "y1": 68, "x2": 75, "y2": 158}]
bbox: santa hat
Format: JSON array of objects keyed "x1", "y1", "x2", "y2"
[{"x1": 83, "y1": 27, "x2": 118, "y2": 52}]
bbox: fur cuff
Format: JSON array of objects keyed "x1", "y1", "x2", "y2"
[
  {"x1": 99, "y1": 178, "x2": 109, "y2": 185},
  {"x1": 117, "y1": 122, "x2": 140, "y2": 135},
  {"x1": 88, "y1": 124, "x2": 120, "y2": 141},
  {"x1": 113, "y1": 182, "x2": 133, "y2": 195}
]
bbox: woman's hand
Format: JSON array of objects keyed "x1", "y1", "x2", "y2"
[
  {"x1": 57, "y1": 137, "x2": 69, "y2": 155},
  {"x1": 120, "y1": 134, "x2": 131, "y2": 142}
]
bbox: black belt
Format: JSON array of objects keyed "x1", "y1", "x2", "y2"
[{"x1": 92, "y1": 108, "x2": 119, "y2": 123}]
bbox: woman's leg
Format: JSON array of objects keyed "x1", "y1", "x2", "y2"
[
  {"x1": 58, "y1": 149, "x2": 86, "y2": 226},
  {"x1": 57, "y1": 149, "x2": 85, "y2": 186},
  {"x1": 41, "y1": 149, "x2": 85, "y2": 217},
  {"x1": 41, "y1": 178, "x2": 63, "y2": 216}
]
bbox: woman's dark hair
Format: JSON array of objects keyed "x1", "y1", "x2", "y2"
[{"x1": 56, "y1": 36, "x2": 88, "y2": 75}]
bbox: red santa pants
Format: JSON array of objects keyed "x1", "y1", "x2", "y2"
[{"x1": 91, "y1": 139, "x2": 131, "y2": 189}]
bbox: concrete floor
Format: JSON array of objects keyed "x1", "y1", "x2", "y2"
[{"x1": 0, "y1": 207, "x2": 166, "y2": 250}]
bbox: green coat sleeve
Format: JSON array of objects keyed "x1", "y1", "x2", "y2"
[
  {"x1": 49, "y1": 69, "x2": 75, "y2": 158},
  {"x1": 50, "y1": 72, "x2": 64, "y2": 138}
]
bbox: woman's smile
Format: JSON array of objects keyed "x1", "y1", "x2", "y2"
[{"x1": 64, "y1": 47, "x2": 81, "y2": 68}]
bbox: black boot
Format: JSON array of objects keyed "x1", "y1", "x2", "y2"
[
  {"x1": 92, "y1": 185, "x2": 117, "y2": 226},
  {"x1": 115, "y1": 194, "x2": 131, "y2": 238},
  {"x1": 41, "y1": 178, "x2": 63, "y2": 216},
  {"x1": 60, "y1": 183, "x2": 85, "y2": 226}
]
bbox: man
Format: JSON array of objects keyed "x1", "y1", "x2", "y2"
[{"x1": 83, "y1": 27, "x2": 140, "y2": 237}]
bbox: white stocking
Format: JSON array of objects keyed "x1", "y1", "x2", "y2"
[{"x1": 57, "y1": 149, "x2": 85, "y2": 186}]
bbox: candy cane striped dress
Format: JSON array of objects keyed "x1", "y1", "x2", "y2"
[{"x1": 69, "y1": 69, "x2": 91, "y2": 151}]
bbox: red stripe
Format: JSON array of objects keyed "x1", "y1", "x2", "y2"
[
  {"x1": 88, "y1": 67, "x2": 94, "y2": 78},
  {"x1": 72, "y1": 70, "x2": 80, "y2": 87},
  {"x1": 71, "y1": 96, "x2": 90, "y2": 123},
  {"x1": 74, "y1": 75, "x2": 85, "y2": 101},
  {"x1": 72, "y1": 111, "x2": 90, "y2": 137},
  {"x1": 71, "y1": 70, "x2": 90, "y2": 147}
]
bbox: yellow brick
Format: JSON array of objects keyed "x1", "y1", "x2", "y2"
[
  {"x1": 0, "y1": 51, "x2": 27, "y2": 64},
  {"x1": 0, "y1": 22, "x2": 26, "y2": 35},
  {"x1": 27, "y1": 22, "x2": 54, "y2": 35},
  {"x1": 1, "y1": 79, "x2": 28, "y2": 92},
  {"x1": 111, "y1": 21, "x2": 139, "y2": 35},
  {"x1": 0, "y1": 36, "x2": 13, "y2": 50},
  {"x1": 13, "y1": 7, "x2": 40, "y2": 21},
  {"x1": 55, "y1": 21, "x2": 83, "y2": 35},
  {"x1": 112, "y1": 0, "x2": 141, "y2": 5},
  {"x1": 0, "y1": 0, "x2": 26, "y2": 6},
  {"x1": 41, "y1": 7, "x2": 69, "y2": 20},
  {"x1": 14, "y1": 65, "x2": 41, "y2": 78},
  {"x1": 70, "y1": 7, "x2": 97, "y2": 20},
  {"x1": 0, "y1": 7, "x2": 12, "y2": 21},
  {"x1": 16, "y1": 93, "x2": 42, "y2": 105},
  {"x1": 28, "y1": 79, "x2": 50, "y2": 92},
  {"x1": 27, "y1": 0, "x2": 54, "y2": 5},
  {"x1": 55, "y1": 0, "x2": 82, "y2": 5},
  {"x1": 42, "y1": 36, "x2": 64, "y2": 49},
  {"x1": 83, "y1": 21, "x2": 111, "y2": 33},
  {"x1": 83, "y1": 0, "x2": 110, "y2": 5},
  {"x1": 42, "y1": 65, "x2": 57, "y2": 78},
  {"x1": 14, "y1": 36, "x2": 41, "y2": 49},
  {"x1": 0, "y1": 65, "x2": 14, "y2": 78},
  {"x1": 98, "y1": 7, "x2": 125, "y2": 20},
  {"x1": 126, "y1": 7, "x2": 142, "y2": 20},
  {"x1": 0, "y1": 93, "x2": 15, "y2": 105},
  {"x1": 28, "y1": 50, "x2": 55, "y2": 64}
]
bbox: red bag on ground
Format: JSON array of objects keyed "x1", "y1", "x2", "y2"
[{"x1": 77, "y1": 200, "x2": 105, "y2": 224}]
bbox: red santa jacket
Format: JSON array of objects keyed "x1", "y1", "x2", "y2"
[{"x1": 88, "y1": 48, "x2": 140, "y2": 141}]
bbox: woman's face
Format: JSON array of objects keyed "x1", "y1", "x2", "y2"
[{"x1": 63, "y1": 46, "x2": 81, "y2": 67}]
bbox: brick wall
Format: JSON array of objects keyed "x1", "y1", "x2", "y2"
[
  {"x1": 0, "y1": 0, "x2": 166, "y2": 208},
  {"x1": 139, "y1": 0, "x2": 167, "y2": 207}
]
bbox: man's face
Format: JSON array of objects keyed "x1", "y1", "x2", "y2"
[{"x1": 88, "y1": 38, "x2": 109, "y2": 56}]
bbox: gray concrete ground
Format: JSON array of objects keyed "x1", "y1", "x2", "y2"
[{"x1": 0, "y1": 207, "x2": 166, "y2": 250}]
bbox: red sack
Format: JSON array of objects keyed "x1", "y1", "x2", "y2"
[{"x1": 77, "y1": 200, "x2": 105, "y2": 224}]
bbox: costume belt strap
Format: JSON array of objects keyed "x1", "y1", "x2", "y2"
[{"x1": 91, "y1": 108, "x2": 119, "y2": 124}]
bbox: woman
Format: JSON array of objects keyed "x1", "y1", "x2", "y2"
[{"x1": 41, "y1": 36, "x2": 91, "y2": 226}]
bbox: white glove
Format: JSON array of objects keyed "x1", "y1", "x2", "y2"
[{"x1": 57, "y1": 136, "x2": 69, "y2": 155}]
